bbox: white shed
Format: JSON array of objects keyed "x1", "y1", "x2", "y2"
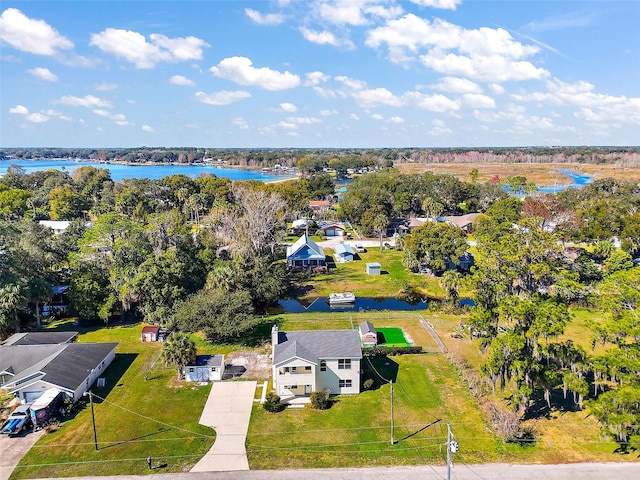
[
  {"x1": 366, "y1": 262, "x2": 381, "y2": 275},
  {"x1": 185, "y1": 355, "x2": 225, "y2": 382}
]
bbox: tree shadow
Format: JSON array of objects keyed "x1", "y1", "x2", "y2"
[{"x1": 523, "y1": 388, "x2": 583, "y2": 421}]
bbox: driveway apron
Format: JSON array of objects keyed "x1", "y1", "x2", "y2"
[
  {"x1": 191, "y1": 381, "x2": 257, "y2": 472},
  {"x1": 0, "y1": 429, "x2": 44, "y2": 480}
]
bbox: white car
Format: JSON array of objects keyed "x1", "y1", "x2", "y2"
[{"x1": 355, "y1": 244, "x2": 365, "y2": 253}]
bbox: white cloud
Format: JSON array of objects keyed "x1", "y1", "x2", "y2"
[
  {"x1": 25, "y1": 112, "x2": 50, "y2": 123},
  {"x1": 58, "y1": 95, "x2": 113, "y2": 108},
  {"x1": 194, "y1": 90, "x2": 251, "y2": 105},
  {"x1": 95, "y1": 82, "x2": 118, "y2": 91},
  {"x1": 366, "y1": 14, "x2": 549, "y2": 82},
  {"x1": 433, "y1": 76, "x2": 481, "y2": 94},
  {"x1": 320, "y1": 109, "x2": 338, "y2": 116},
  {"x1": 170, "y1": 74, "x2": 196, "y2": 86},
  {"x1": 428, "y1": 118, "x2": 452, "y2": 135},
  {"x1": 8, "y1": 105, "x2": 50, "y2": 123},
  {"x1": 389, "y1": 116, "x2": 405, "y2": 123},
  {"x1": 92, "y1": 109, "x2": 129, "y2": 126},
  {"x1": 305, "y1": 71, "x2": 330, "y2": 86},
  {"x1": 210, "y1": 56, "x2": 300, "y2": 91},
  {"x1": 462, "y1": 93, "x2": 496, "y2": 109},
  {"x1": 411, "y1": 92, "x2": 461, "y2": 112},
  {"x1": 286, "y1": 116, "x2": 322, "y2": 125},
  {"x1": 9, "y1": 104, "x2": 29, "y2": 115},
  {"x1": 232, "y1": 117, "x2": 249, "y2": 129},
  {"x1": 349, "y1": 113, "x2": 360, "y2": 120},
  {"x1": 141, "y1": 125, "x2": 155, "y2": 132},
  {"x1": 245, "y1": 8, "x2": 285, "y2": 26},
  {"x1": 90, "y1": 28, "x2": 209, "y2": 68},
  {"x1": 278, "y1": 121, "x2": 298, "y2": 130},
  {"x1": 28, "y1": 67, "x2": 57, "y2": 82},
  {"x1": 300, "y1": 27, "x2": 340, "y2": 46},
  {"x1": 410, "y1": 0, "x2": 461, "y2": 9},
  {"x1": 280, "y1": 102, "x2": 297, "y2": 112},
  {"x1": 0, "y1": 8, "x2": 73, "y2": 56},
  {"x1": 314, "y1": 0, "x2": 403, "y2": 27},
  {"x1": 371, "y1": 113, "x2": 384, "y2": 120}
]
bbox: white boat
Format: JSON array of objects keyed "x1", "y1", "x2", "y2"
[{"x1": 328, "y1": 292, "x2": 356, "y2": 304}]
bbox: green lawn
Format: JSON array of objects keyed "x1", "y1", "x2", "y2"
[
  {"x1": 376, "y1": 327, "x2": 411, "y2": 347},
  {"x1": 12, "y1": 322, "x2": 216, "y2": 479}
]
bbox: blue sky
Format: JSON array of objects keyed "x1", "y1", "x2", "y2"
[{"x1": 1, "y1": 0, "x2": 638, "y2": 148}]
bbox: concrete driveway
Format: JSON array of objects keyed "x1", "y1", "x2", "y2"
[
  {"x1": 0, "y1": 428, "x2": 44, "y2": 480},
  {"x1": 190, "y1": 381, "x2": 257, "y2": 473}
]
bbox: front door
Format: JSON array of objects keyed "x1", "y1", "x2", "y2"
[{"x1": 305, "y1": 385, "x2": 311, "y2": 395}]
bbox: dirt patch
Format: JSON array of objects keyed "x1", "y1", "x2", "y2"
[{"x1": 225, "y1": 350, "x2": 271, "y2": 380}]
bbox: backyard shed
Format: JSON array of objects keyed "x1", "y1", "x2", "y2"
[
  {"x1": 334, "y1": 242, "x2": 355, "y2": 263},
  {"x1": 359, "y1": 321, "x2": 378, "y2": 346},
  {"x1": 185, "y1": 355, "x2": 225, "y2": 382},
  {"x1": 366, "y1": 262, "x2": 381, "y2": 275},
  {"x1": 141, "y1": 325, "x2": 160, "y2": 342}
]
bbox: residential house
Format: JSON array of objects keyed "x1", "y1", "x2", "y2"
[
  {"x1": 308, "y1": 200, "x2": 330, "y2": 212},
  {"x1": 317, "y1": 221, "x2": 346, "y2": 237},
  {"x1": 290, "y1": 219, "x2": 311, "y2": 236},
  {"x1": 439, "y1": 213, "x2": 482, "y2": 233},
  {"x1": 359, "y1": 321, "x2": 378, "y2": 347},
  {"x1": 286, "y1": 234, "x2": 327, "y2": 272},
  {"x1": 444, "y1": 252, "x2": 475, "y2": 273},
  {"x1": 185, "y1": 355, "x2": 225, "y2": 382},
  {"x1": 334, "y1": 242, "x2": 355, "y2": 263},
  {"x1": 38, "y1": 220, "x2": 71, "y2": 235},
  {"x1": 0, "y1": 331, "x2": 117, "y2": 403},
  {"x1": 271, "y1": 325, "x2": 362, "y2": 400}
]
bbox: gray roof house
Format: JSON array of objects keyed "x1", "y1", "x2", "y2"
[
  {"x1": 271, "y1": 325, "x2": 362, "y2": 401},
  {"x1": 286, "y1": 234, "x2": 327, "y2": 272},
  {"x1": 359, "y1": 321, "x2": 378, "y2": 347},
  {"x1": 0, "y1": 332, "x2": 117, "y2": 403},
  {"x1": 0, "y1": 331, "x2": 78, "y2": 347}
]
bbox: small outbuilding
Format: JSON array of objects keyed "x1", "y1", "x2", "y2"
[
  {"x1": 366, "y1": 262, "x2": 381, "y2": 276},
  {"x1": 141, "y1": 325, "x2": 160, "y2": 342},
  {"x1": 359, "y1": 321, "x2": 378, "y2": 347},
  {"x1": 185, "y1": 355, "x2": 225, "y2": 382},
  {"x1": 334, "y1": 242, "x2": 355, "y2": 263}
]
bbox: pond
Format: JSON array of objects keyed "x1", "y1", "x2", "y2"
[{"x1": 275, "y1": 296, "x2": 428, "y2": 314}]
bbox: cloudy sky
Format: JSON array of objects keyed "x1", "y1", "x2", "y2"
[{"x1": 1, "y1": 0, "x2": 639, "y2": 148}]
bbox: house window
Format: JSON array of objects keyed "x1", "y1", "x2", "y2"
[
  {"x1": 211, "y1": 367, "x2": 217, "y2": 372},
  {"x1": 304, "y1": 366, "x2": 311, "y2": 372},
  {"x1": 339, "y1": 380, "x2": 352, "y2": 388},
  {"x1": 320, "y1": 360, "x2": 327, "y2": 371},
  {"x1": 338, "y1": 359, "x2": 351, "y2": 370},
  {"x1": 188, "y1": 367, "x2": 195, "y2": 373}
]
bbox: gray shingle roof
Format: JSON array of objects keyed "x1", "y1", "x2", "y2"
[
  {"x1": 273, "y1": 330, "x2": 362, "y2": 365},
  {"x1": 41, "y1": 343, "x2": 118, "y2": 391},
  {"x1": 192, "y1": 354, "x2": 224, "y2": 368},
  {"x1": 1, "y1": 331, "x2": 78, "y2": 346},
  {"x1": 359, "y1": 321, "x2": 376, "y2": 335},
  {"x1": 0, "y1": 345, "x2": 62, "y2": 377}
]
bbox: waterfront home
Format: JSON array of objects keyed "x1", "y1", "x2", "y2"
[
  {"x1": 286, "y1": 234, "x2": 327, "y2": 272},
  {"x1": 271, "y1": 325, "x2": 362, "y2": 401}
]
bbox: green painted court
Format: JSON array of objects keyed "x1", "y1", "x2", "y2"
[{"x1": 376, "y1": 327, "x2": 411, "y2": 347}]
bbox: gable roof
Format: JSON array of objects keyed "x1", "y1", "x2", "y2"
[
  {"x1": 273, "y1": 330, "x2": 362, "y2": 366},
  {"x1": 286, "y1": 233, "x2": 325, "y2": 260},
  {"x1": 190, "y1": 354, "x2": 224, "y2": 368},
  {"x1": 1, "y1": 331, "x2": 78, "y2": 347},
  {"x1": 441, "y1": 213, "x2": 481, "y2": 229},
  {"x1": 334, "y1": 243, "x2": 354, "y2": 256},
  {"x1": 359, "y1": 321, "x2": 376, "y2": 335},
  {"x1": 141, "y1": 325, "x2": 160, "y2": 335},
  {"x1": 1, "y1": 342, "x2": 118, "y2": 394}
]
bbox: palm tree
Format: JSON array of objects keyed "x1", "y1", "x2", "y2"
[
  {"x1": 0, "y1": 284, "x2": 26, "y2": 333},
  {"x1": 440, "y1": 270, "x2": 462, "y2": 304},
  {"x1": 27, "y1": 278, "x2": 52, "y2": 329},
  {"x1": 162, "y1": 332, "x2": 196, "y2": 380}
]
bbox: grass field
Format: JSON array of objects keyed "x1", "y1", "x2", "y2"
[{"x1": 376, "y1": 327, "x2": 411, "y2": 347}]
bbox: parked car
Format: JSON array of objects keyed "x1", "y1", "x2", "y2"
[
  {"x1": 1, "y1": 404, "x2": 32, "y2": 435},
  {"x1": 355, "y1": 244, "x2": 365, "y2": 253}
]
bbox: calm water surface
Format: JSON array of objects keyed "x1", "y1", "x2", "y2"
[{"x1": 0, "y1": 159, "x2": 295, "y2": 182}]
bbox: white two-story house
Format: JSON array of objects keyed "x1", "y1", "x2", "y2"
[{"x1": 271, "y1": 325, "x2": 362, "y2": 400}]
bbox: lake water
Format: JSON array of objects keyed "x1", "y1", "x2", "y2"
[
  {"x1": 537, "y1": 168, "x2": 593, "y2": 193},
  {"x1": 0, "y1": 159, "x2": 295, "y2": 183},
  {"x1": 276, "y1": 296, "x2": 428, "y2": 313}
]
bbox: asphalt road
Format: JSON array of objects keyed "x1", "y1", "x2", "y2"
[{"x1": 36, "y1": 462, "x2": 640, "y2": 480}]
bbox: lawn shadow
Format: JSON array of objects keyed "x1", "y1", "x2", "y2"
[
  {"x1": 361, "y1": 356, "x2": 399, "y2": 389},
  {"x1": 395, "y1": 419, "x2": 442, "y2": 445},
  {"x1": 91, "y1": 353, "x2": 138, "y2": 403},
  {"x1": 523, "y1": 388, "x2": 584, "y2": 421},
  {"x1": 100, "y1": 427, "x2": 171, "y2": 451}
]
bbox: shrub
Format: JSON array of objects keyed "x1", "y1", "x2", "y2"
[
  {"x1": 363, "y1": 378, "x2": 374, "y2": 390},
  {"x1": 263, "y1": 391, "x2": 285, "y2": 413},
  {"x1": 310, "y1": 390, "x2": 331, "y2": 410}
]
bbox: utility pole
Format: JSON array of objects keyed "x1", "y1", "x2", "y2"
[
  {"x1": 446, "y1": 423, "x2": 458, "y2": 480},
  {"x1": 390, "y1": 380, "x2": 394, "y2": 445}
]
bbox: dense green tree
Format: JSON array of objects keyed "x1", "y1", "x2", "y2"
[
  {"x1": 402, "y1": 222, "x2": 468, "y2": 274},
  {"x1": 49, "y1": 184, "x2": 86, "y2": 219},
  {"x1": 484, "y1": 197, "x2": 523, "y2": 224},
  {"x1": 0, "y1": 189, "x2": 32, "y2": 220}
]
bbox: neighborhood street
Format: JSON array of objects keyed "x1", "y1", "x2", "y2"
[{"x1": 36, "y1": 462, "x2": 640, "y2": 480}]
